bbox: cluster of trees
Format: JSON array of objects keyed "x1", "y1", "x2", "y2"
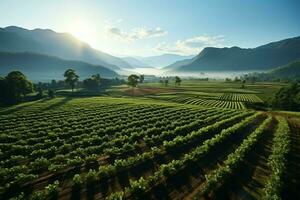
[
  {"x1": 0, "y1": 71, "x2": 34, "y2": 104},
  {"x1": 158, "y1": 76, "x2": 182, "y2": 86},
  {"x1": 271, "y1": 81, "x2": 300, "y2": 111}
]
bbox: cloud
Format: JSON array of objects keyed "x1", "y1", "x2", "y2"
[
  {"x1": 155, "y1": 35, "x2": 225, "y2": 55},
  {"x1": 106, "y1": 26, "x2": 167, "y2": 42}
]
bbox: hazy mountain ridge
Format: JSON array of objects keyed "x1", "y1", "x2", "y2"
[
  {"x1": 0, "y1": 26, "x2": 133, "y2": 70},
  {"x1": 166, "y1": 36, "x2": 300, "y2": 72},
  {"x1": 122, "y1": 57, "x2": 152, "y2": 68},
  {"x1": 0, "y1": 52, "x2": 118, "y2": 81},
  {"x1": 135, "y1": 54, "x2": 195, "y2": 68}
]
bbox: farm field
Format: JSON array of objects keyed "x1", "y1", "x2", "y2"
[
  {"x1": 1, "y1": 86, "x2": 300, "y2": 200},
  {"x1": 1, "y1": 1, "x2": 299, "y2": 199}
]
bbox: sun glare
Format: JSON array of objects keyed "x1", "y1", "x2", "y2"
[{"x1": 67, "y1": 19, "x2": 96, "y2": 44}]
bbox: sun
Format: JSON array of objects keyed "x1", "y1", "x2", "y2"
[{"x1": 67, "y1": 19, "x2": 96, "y2": 44}]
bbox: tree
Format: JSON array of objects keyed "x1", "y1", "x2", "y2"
[
  {"x1": 241, "y1": 80, "x2": 246, "y2": 89},
  {"x1": 64, "y1": 69, "x2": 79, "y2": 92},
  {"x1": 0, "y1": 71, "x2": 34, "y2": 104},
  {"x1": 50, "y1": 80, "x2": 57, "y2": 88},
  {"x1": 164, "y1": 79, "x2": 169, "y2": 86},
  {"x1": 83, "y1": 74, "x2": 101, "y2": 89},
  {"x1": 36, "y1": 87, "x2": 43, "y2": 98},
  {"x1": 139, "y1": 75, "x2": 144, "y2": 83},
  {"x1": 127, "y1": 74, "x2": 139, "y2": 96},
  {"x1": 128, "y1": 74, "x2": 139, "y2": 88},
  {"x1": 48, "y1": 89, "x2": 55, "y2": 98},
  {"x1": 175, "y1": 76, "x2": 181, "y2": 86}
]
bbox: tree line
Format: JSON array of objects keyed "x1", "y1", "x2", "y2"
[{"x1": 0, "y1": 69, "x2": 124, "y2": 105}]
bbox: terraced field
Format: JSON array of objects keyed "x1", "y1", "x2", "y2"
[{"x1": 0, "y1": 97, "x2": 299, "y2": 200}]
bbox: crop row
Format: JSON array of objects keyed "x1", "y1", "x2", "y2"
[
  {"x1": 193, "y1": 115, "x2": 272, "y2": 198},
  {"x1": 218, "y1": 93, "x2": 263, "y2": 103},
  {"x1": 154, "y1": 96, "x2": 246, "y2": 109},
  {"x1": 105, "y1": 112, "x2": 262, "y2": 199},
  {"x1": 3, "y1": 109, "x2": 251, "y2": 199},
  {"x1": 262, "y1": 116, "x2": 291, "y2": 199},
  {"x1": 1, "y1": 103, "x2": 235, "y2": 198},
  {"x1": 1, "y1": 107, "x2": 214, "y2": 192}
]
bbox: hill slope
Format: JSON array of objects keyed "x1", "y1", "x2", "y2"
[
  {"x1": 0, "y1": 52, "x2": 118, "y2": 81},
  {"x1": 0, "y1": 26, "x2": 132, "y2": 70},
  {"x1": 166, "y1": 36, "x2": 300, "y2": 72},
  {"x1": 267, "y1": 60, "x2": 300, "y2": 79}
]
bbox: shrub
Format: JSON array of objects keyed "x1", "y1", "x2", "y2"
[
  {"x1": 45, "y1": 180, "x2": 60, "y2": 200},
  {"x1": 72, "y1": 174, "x2": 83, "y2": 192}
]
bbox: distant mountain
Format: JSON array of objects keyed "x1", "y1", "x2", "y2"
[
  {"x1": 165, "y1": 36, "x2": 300, "y2": 72},
  {"x1": 0, "y1": 26, "x2": 132, "y2": 70},
  {"x1": 0, "y1": 52, "x2": 118, "y2": 81},
  {"x1": 122, "y1": 57, "x2": 152, "y2": 68},
  {"x1": 135, "y1": 54, "x2": 195, "y2": 68},
  {"x1": 267, "y1": 60, "x2": 300, "y2": 79},
  {"x1": 164, "y1": 57, "x2": 197, "y2": 70}
]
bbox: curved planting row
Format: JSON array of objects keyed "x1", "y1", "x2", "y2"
[
  {"x1": 153, "y1": 96, "x2": 246, "y2": 110},
  {"x1": 218, "y1": 93, "x2": 263, "y2": 103}
]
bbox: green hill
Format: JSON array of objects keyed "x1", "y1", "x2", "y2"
[{"x1": 267, "y1": 60, "x2": 300, "y2": 79}]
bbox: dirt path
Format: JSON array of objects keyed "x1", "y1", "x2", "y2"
[{"x1": 282, "y1": 118, "x2": 300, "y2": 199}]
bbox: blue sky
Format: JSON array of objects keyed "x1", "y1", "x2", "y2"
[{"x1": 0, "y1": 0, "x2": 299, "y2": 56}]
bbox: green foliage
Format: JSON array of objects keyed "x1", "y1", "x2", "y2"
[
  {"x1": 45, "y1": 180, "x2": 60, "y2": 200},
  {"x1": 127, "y1": 74, "x2": 139, "y2": 88},
  {"x1": 48, "y1": 89, "x2": 55, "y2": 98},
  {"x1": 83, "y1": 74, "x2": 101, "y2": 89},
  {"x1": 72, "y1": 174, "x2": 83, "y2": 192},
  {"x1": 86, "y1": 169, "x2": 97, "y2": 185},
  {"x1": 30, "y1": 157, "x2": 49, "y2": 173},
  {"x1": 0, "y1": 71, "x2": 34, "y2": 104},
  {"x1": 272, "y1": 82, "x2": 300, "y2": 111},
  {"x1": 263, "y1": 116, "x2": 291, "y2": 200},
  {"x1": 0, "y1": 96, "x2": 286, "y2": 199},
  {"x1": 128, "y1": 177, "x2": 148, "y2": 196},
  {"x1": 139, "y1": 75, "x2": 144, "y2": 83},
  {"x1": 175, "y1": 76, "x2": 181, "y2": 86},
  {"x1": 64, "y1": 69, "x2": 79, "y2": 92}
]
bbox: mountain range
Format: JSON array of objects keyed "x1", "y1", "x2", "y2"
[
  {"x1": 1, "y1": 26, "x2": 300, "y2": 80},
  {"x1": 165, "y1": 36, "x2": 300, "y2": 72},
  {"x1": 0, "y1": 26, "x2": 132, "y2": 71},
  {"x1": 0, "y1": 52, "x2": 118, "y2": 81}
]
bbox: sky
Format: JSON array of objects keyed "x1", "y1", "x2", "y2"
[{"x1": 0, "y1": 0, "x2": 300, "y2": 57}]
